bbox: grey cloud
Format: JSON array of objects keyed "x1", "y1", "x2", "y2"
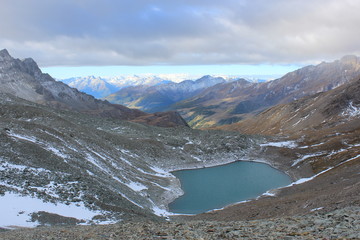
[{"x1": 1, "y1": 0, "x2": 359, "y2": 66}]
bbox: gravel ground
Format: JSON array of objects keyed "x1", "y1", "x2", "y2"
[{"x1": 1, "y1": 206, "x2": 359, "y2": 239}]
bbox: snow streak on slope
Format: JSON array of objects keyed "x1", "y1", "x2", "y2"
[{"x1": 342, "y1": 101, "x2": 360, "y2": 118}]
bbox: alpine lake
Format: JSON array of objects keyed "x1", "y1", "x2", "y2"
[{"x1": 168, "y1": 161, "x2": 292, "y2": 214}]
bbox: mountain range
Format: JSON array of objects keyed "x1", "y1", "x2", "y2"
[
  {"x1": 0, "y1": 49, "x2": 187, "y2": 128},
  {"x1": 171, "y1": 55, "x2": 360, "y2": 128},
  {"x1": 72, "y1": 56, "x2": 360, "y2": 129},
  {"x1": 60, "y1": 75, "x2": 173, "y2": 99},
  {"x1": 104, "y1": 75, "x2": 228, "y2": 113},
  {"x1": 61, "y1": 76, "x2": 120, "y2": 99}
]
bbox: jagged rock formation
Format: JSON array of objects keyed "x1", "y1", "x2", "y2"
[
  {"x1": 172, "y1": 56, "x2": 360, "y2": 128},
  {"x1": 0, "y1": 49, "x2": 188, "y2": 128},
  {"x1": 105, "y1": 75, "x2": 226, "y2": 113}
]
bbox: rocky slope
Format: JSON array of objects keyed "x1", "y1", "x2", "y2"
[
  {"x1": 105, "y1": 75, "x2": 227, "y2": 113},
  {"x1": 173, "y1": 55, "x2": 360, "y2": 128},
  {"x1": 219, "y1": 76, "x2": 360, "y2": 136},
  {"x1": 0, "y1": 91, "x2": 257, "y2": 226},
  {"x1": 0, "y1": 49, "x2": 187, "y2": 128}
]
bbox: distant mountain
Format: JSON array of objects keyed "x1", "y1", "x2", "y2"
[
  {"x1": 105, "y1": 75, "x2": 227, "y2": 113},
  {"x1": 60, "y1": 75, "x2": 173, "y2": 99},
  {"x1": 172, "y1": 56, "x2": 360, "y2": 128},
  {"x1": 107, "y1": 75, "x2": 175, "y2": 87},
  {"x1": 61, "y1": 76, "x2": 119, "y2": 99},
  {"x1": 0, "y1": 49, "x2": 188, "y2": 128}
]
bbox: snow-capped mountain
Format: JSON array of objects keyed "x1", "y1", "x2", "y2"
[
  {"x1": 61, "y1": 76, "x2": 119, "y2": 99},
  {"x1": 60, "y1": 75, "x2": 175, "y2": 99},
  {"x1": 107, "y1": 75, "x2": 174, "y2": 87},
  {"x1": 105, "y1": 75, "x2": 229, "y2": 113},
  {"x1": 59, "y1": 74, "x2": 260, "y2": 101}
]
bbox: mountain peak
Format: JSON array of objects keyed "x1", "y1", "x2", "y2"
[
  {"x1": 340, "y1": 55, "x2": 360, "y2": 65},
  {"x1": 0, "y1": 49, "x2": 13, "y2": 61},
  {"x1": 22, "y1": 57, "x2": 43, "y2": 77}
]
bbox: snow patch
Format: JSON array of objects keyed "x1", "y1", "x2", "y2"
[
  {"x1": 342, "y1": 101, "x2": 360, "y2": 118},
  {"x1": 152, "y1": 206, "x2": 171, "y2": 217},
  {"x1": 126, "y1": 181, "x2": 148, "y2": 192},
  {"x1": 260, "y1": 141, "x2": 297, "y2": 148},
  {"x1": 149, "y1": 166, "x2": 172, "y2": 177},
  {"x1": 289, "y1": 153, "x2": 360, "y2": 187},
  {"x1": 292, "y1": 152, "x2": 325, "y2": 166},
  {"x1": 262, "y1": 191, "x2": 276, "y2": 197},
  {"x1": 0, "y1": 193, "x2": 107, "y2": 228},
  {"x1": 45, "y1": 146, "x2": 68, "y2": 159},
  {"x1": 8, "y1": 133, "x2": 37, "y2": 143},
  {"x1": 311, "y1": 207, "x2": 324, "y2": 212}
]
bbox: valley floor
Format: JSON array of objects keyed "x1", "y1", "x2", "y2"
[{"x1": 1, "y1": 206, "x2": 359, "y2": 239}]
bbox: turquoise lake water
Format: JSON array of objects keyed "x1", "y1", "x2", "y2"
[{"x1": 168, "y1": 161, "x2": 292, "y2": 214}]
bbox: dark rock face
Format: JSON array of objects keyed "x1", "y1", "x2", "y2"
[{"x1": 0, "y1": 49, "x2": 188, "y2": 127}]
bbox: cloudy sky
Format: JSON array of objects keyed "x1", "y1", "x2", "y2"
[{"x1": 1, "y1": 0, "x2": 359, "y2": 78}]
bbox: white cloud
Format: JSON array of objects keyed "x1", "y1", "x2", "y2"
[{"x1": 1, "y1": 0, "x2": 360, "y2": 66}]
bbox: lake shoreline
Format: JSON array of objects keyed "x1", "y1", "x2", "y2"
[
  {"x1": 157, "y1": 138, "x2": 307, "y2": 217},
  {"x1": 169, "y1": 161, "x2": 292, "y2": 214}
]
